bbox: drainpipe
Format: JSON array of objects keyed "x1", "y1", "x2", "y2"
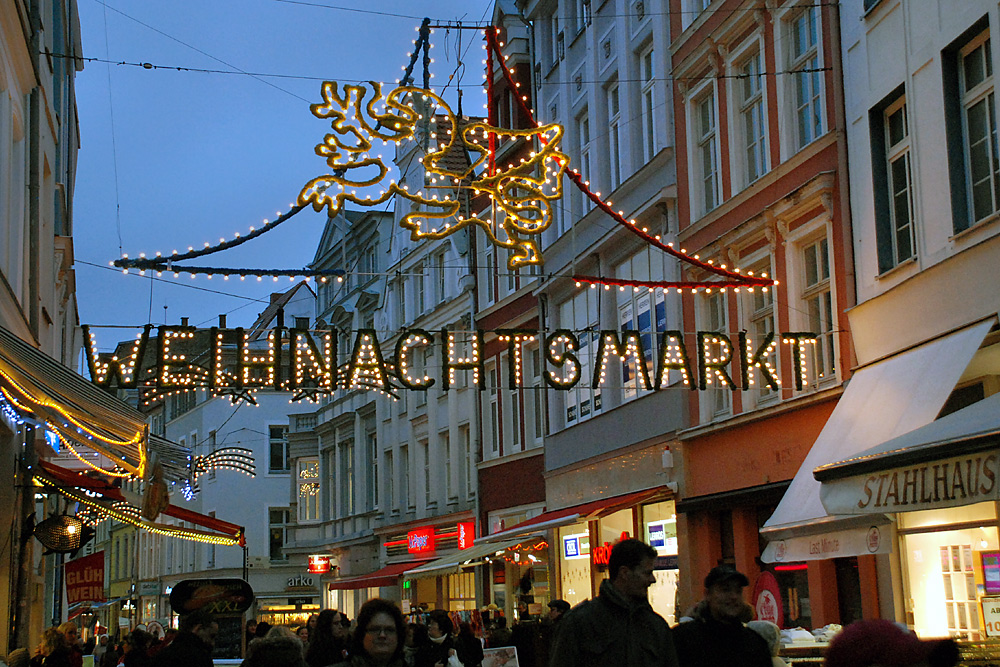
[
  {"x1": 28, "y1": 22, "x2": 41, "y2": 340},
  {"x1": 829, "y1": 5, "x2": 856, "y2": 334}
]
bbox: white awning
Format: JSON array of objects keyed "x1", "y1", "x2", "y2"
[
  {"x1": 817, "y1": 391, "x2": 1000, "y2": 515},
  {"x1": 760, "y1": 319, "x2": 993, "y2": 562},
  {"x1": 404, "y1": 535, "x2": 546, "y2": 579}
]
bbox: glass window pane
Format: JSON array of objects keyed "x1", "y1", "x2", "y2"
[
  {"x1": 964, "y1": 44, "x2": 987, "y2": 91},
  {"x1": 888, "y1": 107, "x2": 906, "y2": 146}
]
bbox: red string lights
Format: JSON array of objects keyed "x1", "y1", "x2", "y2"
[{"x1": 483, "y1": 28, "x2": 774, "y2": 293}]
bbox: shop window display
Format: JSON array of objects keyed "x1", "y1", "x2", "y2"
[
  {"x1": 773, "y1": 563, "x2": 811, "y2": 629},
  {"x1": 897, "y1": 501, "x2": 999, "y2": 639},
  {"x1": 643, "y1": 500, "x2": 679, "y2": 624},
  {"x1": 903, "y1": 526, "x2": 998, "y2": 639},
  {"x1": 558, "y1": 523, "x2": 592, "y2": 607}
]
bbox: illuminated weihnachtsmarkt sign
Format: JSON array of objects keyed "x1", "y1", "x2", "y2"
[{"x1": 82, "y1": 325, "x2": 820, "y2": 405}]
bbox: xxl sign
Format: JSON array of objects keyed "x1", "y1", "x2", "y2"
[{"x1": 83, "y1": 325, "x2": 818, "y2": 400}]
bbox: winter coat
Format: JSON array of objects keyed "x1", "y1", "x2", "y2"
[
  {"x1": 331, "y1": 656, "x2": 406, "y2": 667},
  {"x1": 149, "y1": 631, "x2": 213, "y2": 667},
  {"x1": 549, "y1": 579, "x2": 680, "y2": 667},
  {"x1": 454, "y1": 633, "x2": 483, "y2": 667},
  {"x1": 673, "y1": 612, "x2": 772, "y2": 667},
  {"x1": 413, "y1": 635, "x2": 455, "y2": 667}
]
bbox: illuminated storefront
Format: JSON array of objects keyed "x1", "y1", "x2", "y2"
[
  {"x1": 817, "y1": 381, "x2": 1000, "y2": 641},
  {"x1": 484, "y1": 488, "x2": 676, "y2": 622}
]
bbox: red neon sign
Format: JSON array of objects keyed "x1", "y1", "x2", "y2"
[
  {"x1": 458, "y1": 522, "x2": 475, "y2": 550},
  {"x1": 593, "y1": 531, "x2": 631, "y2": 566},
  {"x1": 408, "y1": 527, "x2": 435, "y2": 554},
  {"x1": 308, "y1": 555, "x2": 331, "y2": 574}
]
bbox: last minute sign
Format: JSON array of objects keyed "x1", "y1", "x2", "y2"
[{"x1": 83, "y1": 325, "x2": 819, "y2": 400}]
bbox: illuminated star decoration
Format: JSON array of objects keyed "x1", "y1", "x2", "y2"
[{"x1": 297, "y1": 83, "x2": 567, "y2": 269}]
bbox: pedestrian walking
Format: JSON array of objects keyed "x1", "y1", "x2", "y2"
[
  {"x1": 746, "y1": 621, "x2": 787, "y2": 667},
  {"x1": 453, "y1": 623, "x2": 482, "y2": 667},
  {"x1": 673, "y1": 565, "x2": 771, "y2": 667},
  {"x1": 120, "y1": 629, "x2": 152, "y2": 667},
  {"x1": 149, "y1": 610, "x2": 217, "y2": 667},
  {"x1": 305, "y1": 609, "x2": 350, "y2": 667},
  {"x1": 29, "y1": 628, "x2": 71, "y2": 667},
  {"x1": 241, "y1": 634, "x2": 307, "y2": 667},
  {"x1": 414, "y1": 610, "x2": 456, "y2": 667},
  {"x1": 329, "y1": 598, "x2": 407, "y2": 667},
  {"x1": 549, "y1": 538, "x2": 680, "y2": 667},
  {"x1": 55, "y1": 624, "x2": 81, "y2": 667},
  {"x1": 534, "y1": 599, "x2": 569, "y2": 667}
]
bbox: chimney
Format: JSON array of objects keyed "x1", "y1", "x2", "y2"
[
  {"x1": 180, "y1": 317, "x2": 189, "y2": 327},
  {"x1": 218, "y1": 314, "x2": 227, "y2": 328}
]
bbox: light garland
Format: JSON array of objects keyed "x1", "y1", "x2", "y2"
[
  {"x1": 34, "y1": 475, "x2": 243, "y2": 546},
  {"x1": 496, "y1": 330, "x2": 536, "y2": 388},
  {"x1": 738, "y1": 331, "x2": 779, "y2": 391},
  {"x1": 395, "y1": 330, "x2": 435, "y2": 390},
  {"x1": 542, "y1": 330, "x2": 581, "y2": 389},
  {"x1": 48, "y1": 430, "x2": 134, "y2": 479},
  {"x1": 83, "y1": 325, "x2": 151, "y2": 389},
  {"x1": 483, "y1": 28, "x2": 776, "y2": 292},
  {"x1": 656, "y1": 331, "x2": 694, "y2": 389},
  {"x1": 191, "y1": 447, "x2": 256, "y2": 481},
  {"x1": 0, "y1": 374, "x2": 145, "y2": 476},
  {"x1": 297, "y1": 81, "x2": 567, "y2": 269},
  {"x1": 594, "y1": 331, "x2": 652, "y2": 391},
  {"x1": 697, "y1": 332, "x2": 736, "y2": 390},
  {"x1": 783, "y1": 333, "x2": 818, "y2": 391},
  {"x1": 442, "y1": 330, "x2": 484, "y2": 390}
]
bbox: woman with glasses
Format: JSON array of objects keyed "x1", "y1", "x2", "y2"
[
  {"x1": 331, "y1": 599, "x2": 406, "y2": 667},
  {"x1": 306, "y1": 610, "x2": 350, "y2": 667}
]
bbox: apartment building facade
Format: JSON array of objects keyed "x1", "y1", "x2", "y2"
[{"x1": 808, "y1": 0, "x2": 1000, "y2": 641}]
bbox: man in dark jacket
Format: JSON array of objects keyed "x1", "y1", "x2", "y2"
[
  {"x1": 673, "y1": 565, "x2": 772, "y2": 667},
  {"x1": 149, "y1": 610, "x2": 217, "y2": 667},
  {"x1": 549, "y1": 538, "x2": 679, "y2": 667}
]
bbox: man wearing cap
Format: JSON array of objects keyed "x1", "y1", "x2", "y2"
[
  {"x1": 534, "y1": 600, "x2": 571, "y2": 667},
  {"x1": 549, "y1": 538, "x2": 679, "y2": 667},
  {"x1": 673, "y1": 565, "x2": 771, "y2": 667},
  {"x1": 547, "y1": 599, "x2": 570, "y2": 621}
]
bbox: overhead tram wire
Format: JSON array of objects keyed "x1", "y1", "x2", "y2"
[
  {"x1": 268, "y1": 0, "x2": 836, "y2": 21},
  {"x1": 44, "y1": 50, "x2": 830, "y2": 86},
  {"x1": 91, "y1": 0, "x2": 310, "y2": 103}
]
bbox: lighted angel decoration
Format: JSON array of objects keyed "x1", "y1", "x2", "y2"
[{"x1": 297, "y1": 81, "x2": 568, "y2": 268}]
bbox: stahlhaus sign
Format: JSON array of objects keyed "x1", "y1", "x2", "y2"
[
  {"x1": 82, "y1": 325, "x2": 819, "y2": 401},
  {"x1": 820, "y1": 453, "x2": 1000, "y2": 515}
]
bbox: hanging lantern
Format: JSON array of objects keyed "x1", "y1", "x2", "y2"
[{"x1": 33, "y1": 515, "x2": 94, "y2": 554}]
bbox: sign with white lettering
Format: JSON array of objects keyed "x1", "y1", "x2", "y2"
[
  {"x1": 761, "y1": 524, "x2": 893, "y2": 563},
  {"x1": 820, "y1": 453, "x2": 1000, "y2": 515},
  {"x1": 66, "y1": 552, "x2": 105, "y2": 605}
]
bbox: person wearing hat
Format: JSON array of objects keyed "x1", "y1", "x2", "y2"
[
  {"x1": 823, "y1": 619, "x2": 958, "y2": 667},
  {"x1": 546, "y1": 599, "x2": 570, "y2": 622},
  {"x1": 533, "y1": 600, "x2": 572, "y2": 667},
  {"x1": 549, "y1": 538, "x2": 679, "y2": 667},
  {"x1": 673, "y1": 565, "x2": 771, "y2": 667}
]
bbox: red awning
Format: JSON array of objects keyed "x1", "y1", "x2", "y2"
[
  {"x1": 328, "y1": 561, "x2": 431, "y2": 591},
  {"x1": 38, "y1": 460, "x2": 244, "y2": 543},
  {"x1": 482, "y1": 486, "x2": 670, "y2": 542}
]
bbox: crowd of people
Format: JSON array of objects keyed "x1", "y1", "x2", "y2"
[
  {"x1": 0, "y1": 537, "x2": 967, "y2": 667},
  {"x1": 548, "y1": 538, "x2": 962, "y2": 667}
]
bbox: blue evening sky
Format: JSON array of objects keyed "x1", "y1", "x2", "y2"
[{"x1": 73, "y1": 0, "x2": 493, "y2": 348}]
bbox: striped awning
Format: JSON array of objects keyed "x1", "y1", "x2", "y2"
[{"x1": 0, "y1": 325, "x2": 148, "y2": 475}]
